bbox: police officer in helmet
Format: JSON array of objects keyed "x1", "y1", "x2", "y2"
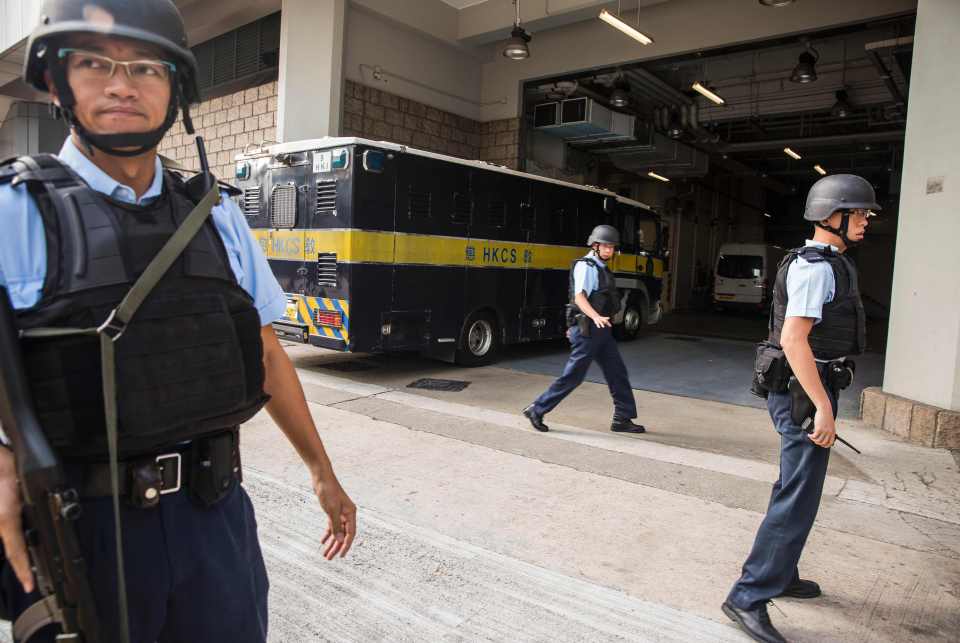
[
  {"x1": 522, "y1": 224, "x2": 646, "y2": 434},
  {"x1": 723, "y1": 174, "x2": 876, "y2": 642},
  {"x1": 0, "y1": 1, "x2": 355, "y2": 640}
]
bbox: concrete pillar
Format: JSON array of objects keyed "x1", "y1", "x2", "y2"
[
  {"x1": 277, "y1": 0, "x2": 346, "y2": 142},
  {"x1": 883, "y1": 0, "x2": 960, "y2": 411}
]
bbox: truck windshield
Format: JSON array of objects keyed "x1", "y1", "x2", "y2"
[{"x1": 717, "y1": 254, "x2": 763, "y2": 279}]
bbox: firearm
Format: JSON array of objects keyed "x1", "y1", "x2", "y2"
[
  {"x1": 787, "y1": 377, "x2": 861, "y2": 454},
  {"x1": 0, "y1": 287, "x2": 99, "y2": 642}
]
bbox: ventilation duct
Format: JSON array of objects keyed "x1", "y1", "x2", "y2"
[{"x1": 534, "y1": 97, "x2": 635, "y2": 143}]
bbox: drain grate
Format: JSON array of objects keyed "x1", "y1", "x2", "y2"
[
  {"x1": 318, "y1": 360, "x2": 379, "y2": 372},
  {"x1": 663, "y1": 335, "x2": 703, "y2": 342},
  {"x1": 407, "y1": 378, "x2": 470, "y2": 392}
]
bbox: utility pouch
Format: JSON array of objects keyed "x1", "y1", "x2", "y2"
[
  {"x1": 575, "y1": 313, "x2": 592, "y2": 338},
  {"x1": 827, "y1": 359, "x2": 856, "y2": 391},
  {"x1": 188, "y1": 430, "x2": 240, "y2": 508},
  {"x1": 788, "y1": 377, "x2": 816, "y2": 427},
  {"x1": 751, "y1": 341, "x2": 791, "y2": 398}
]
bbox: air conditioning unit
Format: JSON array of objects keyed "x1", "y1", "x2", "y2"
[
  {"x1": 534, "y1": 102, "x2": 559, "y2": 128},
  {"x1": 535, "y1": 97, "x2": 635, "y2": 143}
]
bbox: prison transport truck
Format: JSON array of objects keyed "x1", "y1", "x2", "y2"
[{"x1": 234, "y1": 137, "x2": 666, "y2": 365}]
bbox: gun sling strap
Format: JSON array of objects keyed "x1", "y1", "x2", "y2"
[{"x1": 18, "y1": 183, "x2": 221, "y2": 643}]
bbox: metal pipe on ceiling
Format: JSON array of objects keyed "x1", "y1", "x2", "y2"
[{"x1": 722, "y1": 129, "x2": 904, "y2": 153}]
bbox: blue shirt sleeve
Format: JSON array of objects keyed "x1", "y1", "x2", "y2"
[
  {"x1": 573, "y1": 260, "x2": 599, "y2": 297},
  {"x1": 210, "y1": 193, "x2": 286, "y2": 326},
  {"x1": 784, "y1": 257, "x2": 835, "y2": 324}
]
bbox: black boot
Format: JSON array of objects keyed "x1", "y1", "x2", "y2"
[
  {"x1": 611, "y1": 418, "x2": 646, "y2": 433},
  {"x1": 522, "y1": 405, "x2": 549, "y2": 432},
  {"x1": 777, "y1": 578, "x2": 821, "y2": 599},
  {"x1": 721, "y1": 601, "x2": 787, "y2": 643}
]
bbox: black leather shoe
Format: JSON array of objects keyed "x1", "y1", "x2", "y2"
[
  {"x1": 611, "y1": 418, "x2": 646, "y2": 433},
  {"x1": 522, "y1": 405, "x2": 549, "y2": 432},
  {"x1": 721, "y1": 601, "x2": 787, "y2": 643},
  {"x1": 777, "y1": 578, "x2": 821, "y2": 599}
]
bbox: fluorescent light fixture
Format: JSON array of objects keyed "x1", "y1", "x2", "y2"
[
  {"x1": 647, "y1": 171, "x2": 670, "y2": 182},
  {"x1": 763, "y1": 212, "x2": 773, "y2": 218},
  {"x1": 814, "y1": 164, "x2": 827, "y2": 175},
  {"x1": 598, "y1": 9, "x2": 654, "y2": 45},
  {"x1": 783, "y1": 147, "x2": 802, "y2": 160},
  {"x1": 691, "y1": 81, "x2": 725, "y2": 106}
]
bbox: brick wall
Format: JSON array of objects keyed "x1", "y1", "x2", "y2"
[
  {"x1": 160, "y1": 77, "x2": 523, "y2": 179},
  {"x1": 158, "y1": 80, "x2": 278, "y2": 181},
  {"x1": 342, "y1": 79, "x2": 481, "y2": 161},
  {"x1": 342, "y1": 79, "x2": 522, "y2": 169},
  {"x1": 478, "y1": 118, "x2": 522, "y2": 170}
]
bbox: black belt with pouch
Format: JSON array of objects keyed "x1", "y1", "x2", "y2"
[
  {"x1": 575, "y1": 313, "x2": 592, "y2": 337},
  {"x1": 74, "y1": 429, "x2": 242, "y2": 509},
  {"x1": 750, "y1": 341, "x2": 791, "y2": 398},
  {"x1": 788, "y1": 359, "x2": 856, "y2": 427}
]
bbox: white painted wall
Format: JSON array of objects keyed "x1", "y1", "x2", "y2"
[
  {"x1": 277, "y1": 0, "x2": 346, "y2": 141},
  {"x1": 884, "y1": 0, "x2": 960, "y2": 411},
  {"x1": 343, "y1": 5, "x2": 486, "y2": 120},
  {"x1": 478, "y1": 0, "x2": 917, "y2": 120},
  {"x1": 0, "y1": 0, "x2": 40, "y2": 55}
]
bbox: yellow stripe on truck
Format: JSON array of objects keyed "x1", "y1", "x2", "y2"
[{"x1": 251, "y1": 229, "x2": 664, "y2": 278}]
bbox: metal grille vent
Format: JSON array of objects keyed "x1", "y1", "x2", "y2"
[
  {"x1": 316, "y1": 181, "x2": 337, "y2": 215},
  {"x1": 317, "y1": 252, "x2": 338, "y2": 288},
  {"x1": 488, "y1": 200, "x2": 506, "y2": 228},
  {"x1": 270, "y1": 184, "x2": 297, "y2": 228},
  {"x1": 408, "y1": 190, "x2": 432, "y2": 219},
  {"x1": 242, "y1": 187, "x2": 261, "y2": 217},
  {"x1": 452, "y1": 192, "x2": 472, "y2": 224}
]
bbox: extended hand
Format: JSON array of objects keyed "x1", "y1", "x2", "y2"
[
  {"x1": 808, "y1": 408, "x2": 836, "y2": 448},
  {"x1": 315, "y1": 474, "x2": 357, "y2": 560},
  {"x1": 592, "y1": 315, "x2": 612, "y2": 328},
  {"x1": 0, "y1": 448, "x2": 33, "y2": 592}
]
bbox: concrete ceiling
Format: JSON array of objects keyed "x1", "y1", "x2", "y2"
[{"x1": 439, "y1": 0, "x2": 490, "y2": 8}]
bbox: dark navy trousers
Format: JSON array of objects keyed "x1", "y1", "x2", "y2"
[
  {"x1": 1, "y1": 481, "x2": 269, "y2": 643},
  {"x1": 531, "y1": 325, "x2": 637, "y2": 420},
  {"x1": 727, "y1": 371, "x2": 838, "y2": 610}
]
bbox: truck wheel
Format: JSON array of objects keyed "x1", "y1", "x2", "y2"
[
  {"x1": 614, "y1": 299, "x2": 645, "y2": 341},
  {"x1": 455, "y1": 311, "x2": 500, "y2": 366}
]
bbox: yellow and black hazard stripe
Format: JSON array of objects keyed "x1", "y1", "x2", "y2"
[
  {"x1": 251, "y1": 228, "x2": 665, "y2": 277},
  {"x1": 283, "y1": 295, "x2": 350, "y2": 343}
]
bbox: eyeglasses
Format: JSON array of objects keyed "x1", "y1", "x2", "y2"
[
  {"x1": 846, "y1": 209, "x2": 876, "y2": 220},
  {"x1": 57, "y1": 48, "x2": 176, "y2": 86}
]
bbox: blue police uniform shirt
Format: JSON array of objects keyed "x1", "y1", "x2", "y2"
[
  {"x1": 0, "y1": 137, "x2": 287, "y2": 326},
  {"x1": 573, "y1": 252, "x2": 606, "y2": 297},
  {"x1": 784, "y1": 239, "x2": 837, "y2": 324}
]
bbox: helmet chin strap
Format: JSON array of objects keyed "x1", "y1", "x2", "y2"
[{"x1": 816, "y1": 212, "x2": 861, "y2": 248}]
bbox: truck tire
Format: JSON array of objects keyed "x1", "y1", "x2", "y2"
[
  {"x1": 614, "y1": 296, "x2": 646, "y2": 342},
  {"x1": 455, "y1": 311, "x2": 500, "y2": 366}
]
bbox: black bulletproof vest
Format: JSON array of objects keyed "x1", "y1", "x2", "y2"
[
  {"x1": 2, "y1": 155, "x2": 268, "y2": 459},
  {"x1": 567, "y1": 256, "x2": 619, "y2": 323},
  {"x1": 769, "y1": 245, "x2": 866, "y2": 360}
]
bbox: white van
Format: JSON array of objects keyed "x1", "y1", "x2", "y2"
[{"x1": 713, "y1": 243, "x2": 786, "y2": 311}]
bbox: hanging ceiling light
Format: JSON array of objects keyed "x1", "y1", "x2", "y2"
[
  {"x1": 790, "y1": 43, "x2": 819, "y2": 83},
  {"x1": 648, "y1": 171, "x2": 670, "y2": 182},
  {"x1": 691, "y1": 81, "x2": 726, "y2": 106},
  {"x1": 814, "y1": 164, "x2": 827, "y2": 175},
  {"x1": 783, "y1": 147, "x2": 802, "y2": 160},
  {"x1": 610, "y1": 73, "x2": 630, "y2": 108},
  {"x1": 666, "y1": 110, "x2": 683, "y2": 139},
  {"x1": 831, "y1": 89, "x2": 852, "y2": 118},
  {"x1": 598, "y1": 8, "x2": 654, "y2": 45},
  {"x1": 502, "y1": 0, "x2": 531, "y2": 60},
  {"x1": 610, "y1": 87, "x2": 630, "y2": 108}
]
